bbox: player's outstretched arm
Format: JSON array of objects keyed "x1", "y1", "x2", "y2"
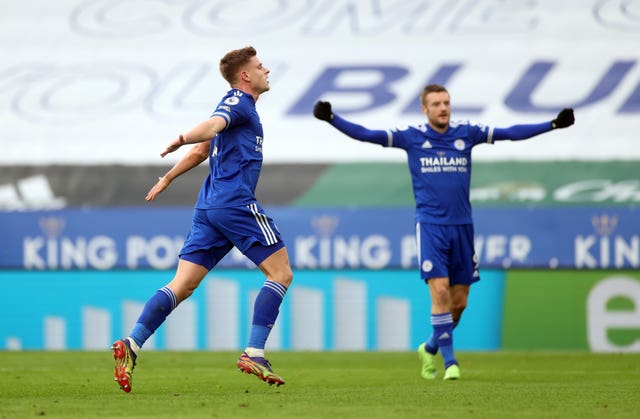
[
  {"x1": 313, "y1": 101, "x2": 388, "y2": 145},
  {"x1": 493, "y1": 108, "x2": 575, "y2": 141},
  {"x1": 146, "y1": 140, "x2": 211, "y2": 201},
  {"x1": 160, "y1": 116, "x2": 227, "y2": 157}
]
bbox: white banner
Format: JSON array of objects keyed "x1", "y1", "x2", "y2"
[{"x1": 1, "y1": 0, "x2": 639, "y2": 164}]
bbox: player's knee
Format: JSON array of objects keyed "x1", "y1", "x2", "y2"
[
  {"x1": 277, "y1": 267, "x2": 293, "y2": 287},
  {"x1": 267, "y1": 264, "x2": 293, "y2": 288},
  {"x1": 430, "y1": 287, "x2": 450, "y2": 308}
]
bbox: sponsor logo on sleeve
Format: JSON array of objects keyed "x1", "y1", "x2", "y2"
[{"x1": 224, "y1": 96, "x2": 240, "y2": 105}]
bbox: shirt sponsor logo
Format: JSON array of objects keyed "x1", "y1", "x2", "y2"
[{"x1": 419, "y1": 156, "x2": 469, "y2": 173}]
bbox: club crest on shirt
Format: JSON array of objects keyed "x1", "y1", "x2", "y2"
[{"x1": 454, "y1": 139, "x2": 465, "y2": 150}]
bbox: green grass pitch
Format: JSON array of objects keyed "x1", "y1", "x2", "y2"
[{"x1": 1, "y1": 351, "x2": 639, "y2": 418}]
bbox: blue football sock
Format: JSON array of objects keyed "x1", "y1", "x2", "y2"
[
  {"x1": 425, "y1": 318, "x2": 459, "y2": 354},
  {"x1": 129, "y1": 286, "x2": 178, "y2": 348},
  {"x1": 432, "y1": 312, "x2": 457, "y2": 368},
  {"x1": 425, "y1": 333, "x2": 439, "y2": 355},
  {"x1": 247, "y1": 280, "x2": 287, "y2": 350}
]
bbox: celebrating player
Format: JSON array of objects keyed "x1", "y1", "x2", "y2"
[
  {"x1": 313, "y1": 84, "x2": 574, "y2": 380},
  {"x1": 112, "y1": 46, "x2": 292, "y2": 392}
]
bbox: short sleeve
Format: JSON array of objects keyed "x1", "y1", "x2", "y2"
[
  {"x1": 467, "y1": 122, "x2": 492, "y2": 145},
  {"x1": 211, "y1": 94, "x2": 250, "y2": 130}
]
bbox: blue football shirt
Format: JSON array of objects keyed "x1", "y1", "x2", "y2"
[
  {"x1": 195, "y1": 89, "x2": 264, "y2": 209},
  {"x1": 388, "y1": 120, "x2": 495, "y2": 225}
]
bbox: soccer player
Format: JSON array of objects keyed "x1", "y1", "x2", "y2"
[
  {"x1": 112, "y1": 46, "x2": 293, "y2": 392},
  {"x1": 313, "y1": 85, "x2": 574, "y2": 380}
]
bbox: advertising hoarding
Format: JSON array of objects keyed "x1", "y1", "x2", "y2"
[
  {"x1": 0, "y1": 269, "x2": 505, "y2": 351},
  {"x1": 502, "y1": 270, "x2": 640, "y2": 352},
  {"x1": 1, "y1": 207, "x2": 638, "y2": 270}
]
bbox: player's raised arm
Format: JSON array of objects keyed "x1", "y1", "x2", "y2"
[
  {"x1": 145, "y1": 140, "x2": 211, "y2": 201},
  {"x1": 313, "y1": 100, "x2": 388, "y2": 145},
  {"x1": 492, "y1": 108, "x2": 575, "y2": 142}
]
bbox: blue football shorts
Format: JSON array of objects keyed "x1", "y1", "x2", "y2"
[
  {"x1": 179, "y1": 202, "x2": 285, "y2": 270},
  {"x1": 416, "y1": 222, "x2": 480, "y2": 285}
]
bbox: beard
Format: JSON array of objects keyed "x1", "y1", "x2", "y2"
[
  {"x1": 431, "y1": 120, "x2": 448, "y2": 131},
  {"x1": 429, "y1": 114, "x2": 449, "y2": 131},
  {"x1": 433, "y1": 122, "x2": 447, "y2": 129}
]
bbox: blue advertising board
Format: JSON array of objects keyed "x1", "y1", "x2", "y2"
[
  {"x1": 0, "y1": 207, "x2": 638, "y2": 270},
  {"x1": 0, "y1": 269, "x2": 505, "y2": 351}
]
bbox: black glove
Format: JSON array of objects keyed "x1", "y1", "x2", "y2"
[
  {"x1": 551, "y1": 108, "x2": 575, "y2": 129},
  {"x1": 313, "y1": 101, "x2": 334, "y2": 122}
]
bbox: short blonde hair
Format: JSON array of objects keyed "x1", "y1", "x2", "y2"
[{"x1": 219, "y1": 46, "x2": 257, "y2": 85}]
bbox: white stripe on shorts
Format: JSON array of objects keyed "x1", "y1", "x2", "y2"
[
  {"x1": 249, "y1": 203, "x2": 278, "y2": 245},
  {"x1": 416, "y1": 222, "x2": 421, "y2": 264}
]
